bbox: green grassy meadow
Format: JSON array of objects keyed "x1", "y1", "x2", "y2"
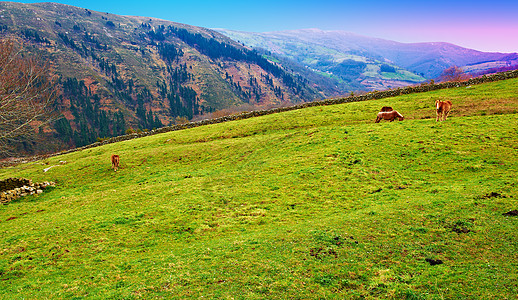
[{"x1": 1, "y1": 79, "x2": 518, "y2": 299}]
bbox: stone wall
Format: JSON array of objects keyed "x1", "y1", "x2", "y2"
[
  {"x1": 0, "y1": 177, "x2": 32, "y2": 192},
  {"x1": 64, "y1": 69, "x2": 518, "y2": 150},
  {"x1": 0, "y1": 178, "x2": 55, "y2": 204},
  {"x1": 1, "y1": 69, "x2": 517, "y2": 168}
]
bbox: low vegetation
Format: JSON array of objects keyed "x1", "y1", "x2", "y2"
[{"x1": 0, "y1": 78, "x2": 517, "y2": 299}]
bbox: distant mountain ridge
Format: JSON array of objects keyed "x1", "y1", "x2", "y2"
[{"x1": 216, "y1": 28, "x2": 518, "y2": 89}]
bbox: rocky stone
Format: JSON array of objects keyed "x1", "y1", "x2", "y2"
[{"x1": 0, "y1": 178, "x2": 55, "y2": 205}]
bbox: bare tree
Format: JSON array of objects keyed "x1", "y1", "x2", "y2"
[
  {"x1": 0, "y1": 39, "x2": 58, "y2": 156},
  {"x1": 439, "y1": 66, "x2": 471, "y2": 82}
]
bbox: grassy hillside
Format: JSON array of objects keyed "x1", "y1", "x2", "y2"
[{"x1": 1, "y1": 78, "x2": 517, "y2": 299}]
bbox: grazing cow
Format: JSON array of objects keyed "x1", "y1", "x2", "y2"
[
  {"x1": 435, "y1": 100, "x2": 452, "y2": 121},
  {"x1": 111, "y1": 154, "x2": 120, "y2": 171},
  {"x1": 380, "y1": 106, "x2": 393, "y2": 112},
  {"x1": 375, "y1": 110, "x2": 404, "y2": 123}
]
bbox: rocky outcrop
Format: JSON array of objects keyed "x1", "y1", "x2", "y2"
[{"x1": 0, "y1": 178, "x2": 55, "y2": 204}]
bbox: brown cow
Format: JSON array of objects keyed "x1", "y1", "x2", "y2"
[
  {"x1": 435, "y1": 100, "x2": 452, "y2": 121},
  {"x1": 111, "y1": 154, "x2": 120, "y2": 171},
  {"x1": 380, "y1": 106, "x2": 393, "y2": 112},
  {"x1": 375, "y1": 110, "x2": 404, "y2": 123}
]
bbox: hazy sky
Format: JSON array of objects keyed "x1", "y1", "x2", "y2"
[{"x1": 15, "y1": 0, "x2": 518, "y2": 53}]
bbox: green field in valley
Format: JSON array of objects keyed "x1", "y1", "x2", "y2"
[{"x1": 1, "y1": 78, "x2": 517, "y2": 299}]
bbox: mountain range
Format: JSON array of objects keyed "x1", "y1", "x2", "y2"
[
  {"x1": 216, "y1": 28, "x2": 518, "y2": 90},
  {"x1": 0, "y1": 1, "x2": 340, "y2": 153}
]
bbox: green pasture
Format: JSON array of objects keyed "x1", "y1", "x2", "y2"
[
  {"x1": 1, "y1": 78, "x2": 517, "y2": 299},
  {"x1": 380, "y1": 70, "x2": 424, "y2": 82}
]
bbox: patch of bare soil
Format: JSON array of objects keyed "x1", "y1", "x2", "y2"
[{"x1": 503, "y1": 210, "x2": 518, "y2": 216}]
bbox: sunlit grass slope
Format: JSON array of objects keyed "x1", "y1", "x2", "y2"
[{"x1": 1, "y1": 79, "x2": 518, "y2": 299}]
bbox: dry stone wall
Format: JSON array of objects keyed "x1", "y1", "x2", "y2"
[
  {"x1": 58, "y1": 70, "x2": 518, "y2": 150},
  {"x1": 0, "y1": 178, "x2": 55, "y2": 204},
  {"x1": 1, "y1": 70, "x2": 517, "y2": 168}
]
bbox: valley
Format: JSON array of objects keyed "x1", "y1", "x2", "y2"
[
  {"x1": 217, "y1": 28, "x2": 518, "y2": 90},
  {"x1": 0, "y1": 2, "x2": 337, "y2": 153},
  {"x1": 1, "y1": 2, "x2": 517, "y2": 299}
]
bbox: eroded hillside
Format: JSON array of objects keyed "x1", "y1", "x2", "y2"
[{"x1": 0, "y1": 2, "x2": 335, "y2": 152}]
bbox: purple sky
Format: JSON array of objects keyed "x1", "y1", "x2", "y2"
[{"x1": 15, "y1": 0, "x2": 518, "y2": 53}]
